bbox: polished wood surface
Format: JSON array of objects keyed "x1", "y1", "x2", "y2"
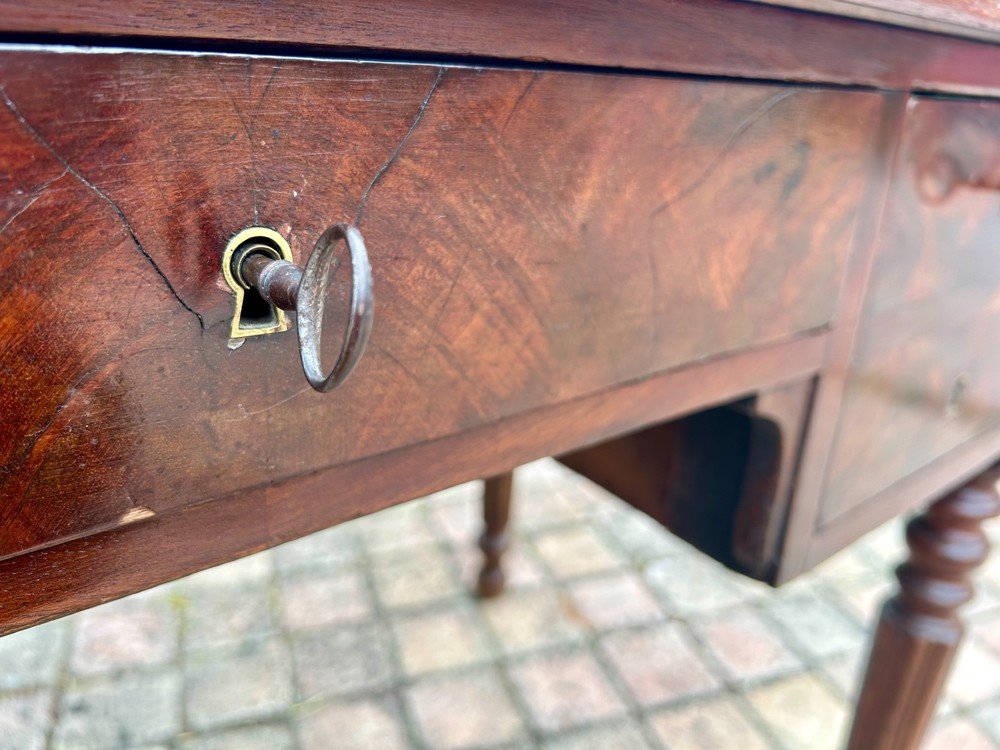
[
  {"x1": 0, "y1": 336, "x2": 825, "y2": 635},
  {"x1": 752, "y1": 0, "x2": 1000, "y2": 40},
  {"x1": 0, "y1": 8, "x2": 999, "y2": 746},
  {"x1": 821, "y1": 97, "x2": 1000, "y2": 525},
  {"x1": 1, "y1": 7, "x2": 999, "y2": 749},
  {"x1": 847, "y1": 466, "x2": 1000, "y2": 749},
  {"x1": 2, "y1": 2, "x2": 1000, "y2": 94},
  {"x1": 0, "y1": 50, "x2": 879, "y2": 564},
  {"x1": 773, "y1": 90, "x2": 1000, "y2": 581}
]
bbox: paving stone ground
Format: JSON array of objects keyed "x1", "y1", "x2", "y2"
[{"x1": 4, "y1": 458, "x2": 1000, "y2": 750}]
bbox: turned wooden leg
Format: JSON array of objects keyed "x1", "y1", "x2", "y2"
[
  {"x1": 847, "y1": 466, "x2": 1000, "y2": 750},
  {"x1": 477, "y1": 471, "x2": 513, "y2": 598}
]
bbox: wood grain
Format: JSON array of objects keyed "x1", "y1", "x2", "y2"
[
  {"x1": 0, "y1": 50, "x2": 880, "y2": 562},
  {"x1": 0, "y1": 334, "x2": 826, "y2": 634},
  {"x1": 1, "y1": 1, "x2": 999, "y2": 94},
  {"x1": 820, "y1": 97, "x2": 1000, "y2": 525}
]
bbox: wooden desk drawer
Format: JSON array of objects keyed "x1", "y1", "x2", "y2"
[
  {"x1": 821, "y1": 97, "x2": 1000, "y2": 524},
  {"x1": 0, "y1": 50, "x2": 880, "y2": 560}
]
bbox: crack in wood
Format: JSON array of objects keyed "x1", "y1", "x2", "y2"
[
  {"x1": 355, "y1": 67, "x2": 446, "y2": 225},
  {"x1": 648, "y1": 89, "x2": 800, "y2": 218},
  {"x1": 0, "y1": 85, "x2": 206, "y2": 331}
]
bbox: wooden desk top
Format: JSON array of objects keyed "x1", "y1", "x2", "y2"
[
  {"x1": 753, "y1": 0, "x2": 1000, "y2": 41},
  {"x1": 1, "y1": 0, "x2": 998, "y2": 93}
]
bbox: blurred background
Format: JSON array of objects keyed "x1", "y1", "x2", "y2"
[{"x1": 2, "y1": 459, "x2": 999, "y2": 750}]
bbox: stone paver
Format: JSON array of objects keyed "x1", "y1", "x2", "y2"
[
  {"x1": 290, "y1": 622, "x2": 394, "y2": 700},
  {"x1": 406, "y1": 669, "x2": 524, "y2": 748},
  {"x1": 605, "y1": 508, "x2": 689, "y2": 564},
  {"x1": 273, "y1": 525, "x2": 359, "y2": 575},
  {"x1": 532, "y1": 525, "x2": 625, "y2": 579},
  {"x1": 647, "y1": 693, "x2": 772, "y2": 750},
  {"x1": 566, "y1": 572, "x2": 665, "y2": 631},
  {"x1": 481, "y1": 588, "x2": 586, "y2": 655},
  {"x1": 424, "y1": 484, "x2": 483, "y2": 543},
  {"x1": 508, "y1": 650, "x2": 627, "y2": 732},
  {"x1": 976, "y1": 702, "x2": 1000, "y2": 744},
  {"x1": 761, "y1": 588, "x2": 868, "y2": 661},
  {"x1": 0, "y1": 459, "x2": 999, "y2": 749},
  {"x1": 600, "y1": 622, "x2": 723, "y2": 707},
  {"x1": 392, "y1": 603, "x2": 492, "y2": 676},
  {"x1": 354, "y1": 504, "x2": 438, "y2": 553},
  {"x1": 178, "y1": 724, "x2": 295, "y2": 750},
  {"x1": 182, "y1": 583, "x2": 276, "y2": 652},
  {"x1": 452, "y1": 543, "x2": 546, "y2": 592},
  {"x1": 184, "y1": 553, "x2": 272, "y2": 590},
  {"x1": 0, "y1": 621, "x2": 67, "y2": 691},
  {"x1": 541, "y1": 720, "x2": 653, "y2": 750},
  {"x1": 923, "y1": 716, "x2": 997, "y2": 750},
  {"x1": 510, "y1": 467, "x2": 585, "y2": 532},
  {"x1": 692, "y1": 605, "x2": 802, "y2": 683},
  {"x1": 70, "y1": 597, "x2": 178, "y2": 676},
  {"x1": 298, "y1": 698, "x2": 409, "y2": 750},
  {"x1": 0, "y1": 690, "x2": 53, "y2": 750},
  {"x1": 281, "y1": 570, "x2": 372, "y2": 631},
  {"x1": 946, "y1": 638, "x2": 1000, "y2": 707},
  {"x1": 53, "y1": 670, "x2": 181, "y2": 750},
  {"x1": 819, "y1": 649, "x2": 866, "y2": 699},
  {"x1": 370, "y1": 544, "x2": 463, "y2": 610},
  {"x1": 746, "y1": 672, "x2": 849, "y2": 750},
  {"x1": 644, "y1": 552, "x2": 763, "y2": 614},
  {"x1": 185, "y1": 638, "x2": 293, "y2": 731}
]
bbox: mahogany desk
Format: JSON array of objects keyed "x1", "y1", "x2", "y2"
[{"x1": 0, "y1": 2, "x2": 998, "y2": 747}]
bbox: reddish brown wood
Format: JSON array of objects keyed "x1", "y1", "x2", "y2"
[
  {"x1": 751, "y1": 0, "x2": 1000, "y2": 40},
  {"x1": 0, "y1": 50, "x2": 878, "y2": 564},
  {"x1": 557, "y1": 378, "x2": 814, "y2": 581},
  {"x1": 1, "y1": 21, "x2": 1000, "y2": 750},
  {"x1": 847, "y1": 466, "x2": 1000, "y2": 750},
  {"x1": 2, "y1": 1, "x2": 1000, "y2": 94},
  {"x1": 477, "y1": 471, "x2": 513, "y2": 598},
  {"x1": 819, "y1": 98, "x2": 1000, "y2": 527},
  {"x1": 774, "y1": 93, "x2": 910, "y2": 583},
  {"x1": 809, "y1": 430, "x2": 1000, "y2": 569},
  {"x1": 0, "y1": 334, "x2": 826, "y2": 635},
  {"x1": 776, "y1": 93, "x2": 1000, "y2": 582},
  {"x1": 730, "y1": 380, "x2": 815, "y2": 579}
]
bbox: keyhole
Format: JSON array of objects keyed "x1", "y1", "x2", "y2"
[{"x1": 221, "y1": 227, "x2": 295, "y2": 339}]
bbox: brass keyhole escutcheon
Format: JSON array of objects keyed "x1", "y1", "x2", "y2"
[
  {"x1": 221, "y1": 224, "x2": 374, "y2": 394},
  {"x1": 222, "y1": 227, "x2": 294, "y2": 339}
]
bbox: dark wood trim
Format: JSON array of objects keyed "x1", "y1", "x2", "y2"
[
  {"x1": 807, "y1": 428, "x2": 1000, "y2": 570},
  {"x1": 775, "y1": 93, "x2": 909, "y2": 583},
  {"x1": 557, "y1": 378, "x2": 815, "y2": 584},
  {"x1": 1, "y1": 1, "x2": 999, "y2": 95},
  {"x1": 477, "y1": 472, "x2": 514, "y2": 598},
  {"x1": 0, "y1": 333, "x2": 825, "y2": 635},
  {"x1": 847, "y1": 465, "x2": 1000, "y2": 749},
  {"x1": 730, "y1": 379, "x2": 816, "y2": 580}
]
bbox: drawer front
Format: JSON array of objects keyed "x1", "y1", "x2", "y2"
[
  {"x1": 0, "y1": 51, "x2": 880, "y2": 559},
  {"x1": 821, "y1": 97, "x2": 1000, "y2": 524}
]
